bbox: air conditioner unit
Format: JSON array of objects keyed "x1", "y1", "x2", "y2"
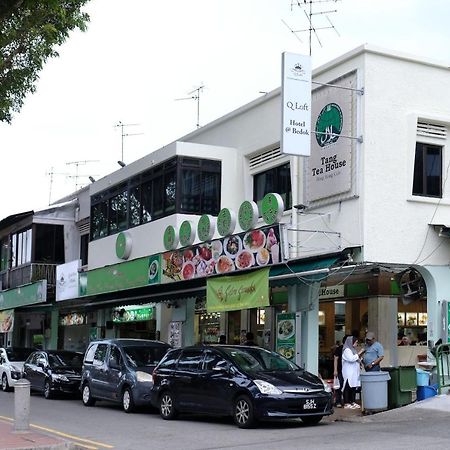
[{"x1": 395, "y1": 268, "x2": 427, "y2": 305}]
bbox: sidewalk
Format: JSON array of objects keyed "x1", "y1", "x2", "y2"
[{"x1": 0, "y1": 418, "x2": 75, "y2": 450}]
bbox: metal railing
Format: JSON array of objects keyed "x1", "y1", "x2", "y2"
[
  {"x1": 435, "y1": 343, "x2": 450, "y2": 394},
  {"x1": 0, "y1": 263, "x2": 57, "y2": 290}
]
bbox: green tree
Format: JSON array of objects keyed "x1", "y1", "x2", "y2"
[{"x1": 0, "y1": 0, "x2": 90, "y2": 123}]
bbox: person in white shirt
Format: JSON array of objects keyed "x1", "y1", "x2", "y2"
[{"x1": 342, "y1": 335, "x2": 365, "y2": 409}]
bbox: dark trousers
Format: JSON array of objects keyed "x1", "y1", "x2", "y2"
[
  {"x1": 335, "y1": 372, "x2": 344, "y2": 406},
  {"x1": 343, "y1": 381, "x2": 356, "y2": 404}
]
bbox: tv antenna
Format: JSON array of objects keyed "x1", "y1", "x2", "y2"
[
  {"x1": 66, "y1": 160, "x2": 99, "y2": 190},
  {"x1": 46, "y1": 167, "x2": 71, "y2": 205},
  {"x1": 175, "y1": 85, "x2": 205, "y2": 129},
  {"x1": 114, "y1": 121, "x2": 144, "y2": 162},
  {"x1": 284, "y1": 0, "x2": 341, "y2": 55}
]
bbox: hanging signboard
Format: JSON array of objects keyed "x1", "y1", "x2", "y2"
[
  {"x1": 168, "y1": 321, "x2": 183, "y2": 348},
  {"x1": 112, "y1": 307, "x2": 154, "y2": 323},
  {"x1": 60, "y1": 313, "x2": 86, "y2": 326},
  {"x1": 0, "y1": 309, "x2": 14, "y2": 333},
  {"x1": 276, "y1": 312, "x2": 296, "y2": 362},
  {"x1": 281, "y1": 52, "x2": 312, "y2": 156},
  {"x1": 206, "y1": 268, "x2": 270, "y2": 313},
  {"x1": 162, "y1": 225, "x2": 282, "y2": 284},
  {"x1": 56, "y1": 260, "x2": 81, "y2": 301}
]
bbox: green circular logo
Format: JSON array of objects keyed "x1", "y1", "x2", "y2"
[
  {"x1": 163, "y1": 225, "x2": 179, "y2": 250},
  {"x1": 217, "y1": 208, "x2": 236, "y2": 237},
  {"x1": 179, "y1": 220, "x2": 196, "y2": 247},
  {"x1": 197, "y1": 214, "x2": 215, "y2": 241},
  {"x1": 315, "y1": 103, "x2": 343, "y2": 147},
  {"x1": 116, "y1": 232, "x2": 132, "y2": 259},
  {"x1": 238, "y1": 201, "x2": 259, "y2": 231},
  {"x1": 261, "y1": 193, "x2": 284, "y2": 225}
]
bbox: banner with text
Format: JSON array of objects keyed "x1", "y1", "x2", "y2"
[
  {"x1": 206, "y1": 268, "x2": 270, "y2": 313},
  {"x1": 281, "y1": 52, "x2": 312, "y2": 156}
]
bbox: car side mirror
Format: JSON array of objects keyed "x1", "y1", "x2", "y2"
[
  {"x1": 212, "y1": 361, "x2": 230, "y2": 373},
  {"x1": 37, "y1": 359, "x2": 46, "y2": 369}
]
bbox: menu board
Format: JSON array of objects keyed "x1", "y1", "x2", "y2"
[
  {"x1": 276, "y1": 313, "x2": 296, "y2": 361},
  {"x1": 161, "y1": 225, "x2": 282, "y2": 284}
]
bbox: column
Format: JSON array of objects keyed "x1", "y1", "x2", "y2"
[
  {"x1": 49, "y1": 307, "x2": 59, "y2": 350},
  {"x1": 367, "y1": 296, "x2": 398, "y2": 367},
  {"x1": 288, "y1": 281, "x2": 320, "y2": 375}
]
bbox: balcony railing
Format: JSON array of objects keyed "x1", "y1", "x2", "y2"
[{"x1": 0, "y1": 263, "x2": 57, "y2": 291}]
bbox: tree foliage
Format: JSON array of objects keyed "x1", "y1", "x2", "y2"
[{"x1": 0, "y1": 0, "x2": 90, "y2": 123}]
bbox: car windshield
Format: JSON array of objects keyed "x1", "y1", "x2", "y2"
[
  {"x1": 223, "y1": 347, "x2": 300, "y2": 373},
  {"x1": 48, "y1": 352, "x2": 82, "y2": 368},
  {"x1": 123, "y1": 345, "x2": 168, "y2": 368},
  {"x1": 6, "y1": 348, "x2": 34, "y2": 362}
]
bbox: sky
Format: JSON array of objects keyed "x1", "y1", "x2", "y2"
[{"x1": 2, "y1": 0, "x2": 450, "y2": 219}]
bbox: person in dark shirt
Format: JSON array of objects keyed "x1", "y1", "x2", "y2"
[
  {"x1": 244, "y1": 332, "x2": 256, "y2": 346},
  {"x1": 333, "y1": 335, "x2": 348, "y2": 407}
]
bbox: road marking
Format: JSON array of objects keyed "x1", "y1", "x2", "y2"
[{"x1": 0, "y1": 415, "x2": 113, "y2": 449}]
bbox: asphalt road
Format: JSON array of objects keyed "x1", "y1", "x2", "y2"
[{"x1": 1, "y1": 391, "x2": 450, "y2": 450}]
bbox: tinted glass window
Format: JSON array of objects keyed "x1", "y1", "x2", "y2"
[
  {"x1": 48, "y1": 352, "x2": 82, "y2": 368},
  {"x1": 84, "y1": 344, "x2": 98, "y2": 364},
  {"x1": 123, "y1": 345, "x2": 169, "y2": 368},
  {"x1": 93, "y1": 344, "x2": 108, "y2": 366},
  {"x1": 413, "y1": 142, "x2": 442, "y2": 198},
  {"x1": 158, "y1": 350, "x2": 180, "y2": 369},
  {"x1": 109, "y1": 346, "x2": 122, "y2": 367},
  {"x1": 6, "y1": 348, "x2": 34, "y2": 362},
  {"x1": 177, "y1": 350, "x2": 204, "y2": 371},
  {"x1": 203, "y1": 352, "x2": 227, "y2": 371},
  {"x1": 34, "y1": 224, "x2": 64, "y2": 264}
]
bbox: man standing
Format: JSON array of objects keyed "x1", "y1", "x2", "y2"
[{"x1": 363, "y1": 331, "x2": 384, "y2": 371}]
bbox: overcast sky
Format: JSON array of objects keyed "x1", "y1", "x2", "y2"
[{"x1": 2, "y1": 0, "x2": 450, "y2": 219}]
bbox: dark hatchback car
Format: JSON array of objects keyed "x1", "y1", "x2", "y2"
[
  {"x1": 23, "y1": 350, "x2": 83, "y2": 399},
  {"x1": 81, "y1": 339, "x2": 171, "y2": 412},
  {"x1": 150, "y1": 345, "x2": 333, "y2": 428}
]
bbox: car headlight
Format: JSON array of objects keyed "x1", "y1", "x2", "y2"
[
  {"x1": 322, "y1": 379, "x2": 332, "y2": 393},
  {"x1": 52, "y1": 374, "x2": 69, "y2": 382},
  {"x1": 254, "y1": 379, "x2": 283, "y2": 395},
  {"x1": 136, "y1": 371, "x2": 153, "y2": 383}
]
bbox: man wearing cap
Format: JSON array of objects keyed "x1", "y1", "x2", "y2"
[{"x1": 363, "y1": 332, "x2": 384, "y2": 371}]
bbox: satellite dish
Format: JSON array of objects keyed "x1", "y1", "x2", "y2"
[{"x1": 395, "y1": 268, "x2": 427, "y2": 305}]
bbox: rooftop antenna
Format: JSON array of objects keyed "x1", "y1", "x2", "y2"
[
  {"x1": 66, "y1": 160, "x2": 99, "y2": 190},
  {"x1": 175, "y1": 85, "x2": 205, "y2": 129},
  {"x1": 114, "y1": 121, "x2": 143, "y2": 162},
  {"x1": 285, "y1": 0, "x2": 341, "y2": 55},
  {"x1": 46, "y1": 167, "x2": 71, "y2": 205}
]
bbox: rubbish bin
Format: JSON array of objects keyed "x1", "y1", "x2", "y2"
[
  {"x1": 360, "y1": 371, "x2": 391, "y2": 412},
  {"x1": 384, "y1": 366, "x2": 417, "y2": 409},
  {"x1": 416, "y1": 368, "x2": 430, "y2": 387}
]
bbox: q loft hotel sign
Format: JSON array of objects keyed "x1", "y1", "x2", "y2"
[{"x1": 281, "y1": 52, "x2": 312, "y2": 156}]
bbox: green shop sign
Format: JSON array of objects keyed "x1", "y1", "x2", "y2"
[
  {"x1": 261, "y1": 193, "x2": 284, "y2": 225},
  {"x1": 112, "y1": 307, "x2": 154, "y2": 323},
  {"x1": 238, "y1": 200, "x2": 259, "y2": 231},
  {"x1": 217, "y1": 208, "x2": 236, "y2": 237},
  {"x1": 163, "y1": 225, "x2": 179, "y2": 250},
  {"x1": 197, "y1": 214, "x2": 215, "y2": 241},
  {"x1": 0, "y1": 280, "x2": 47, "y2": 311},
  {"x1": 179, "y1": 220, "x2": 196, "y2": 247},
  {"x1": 315, "y1": 102, "x2": 343, "y2": 148},
  {"x1": 206, "y1": 268, "x2": 269, "y2": 312},
  {"x1": 116, "y1": 232, "x2": 132, "y2": 260}
]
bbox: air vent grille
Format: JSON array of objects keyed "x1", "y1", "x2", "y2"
[
  {"x1": 417, "y1": 122, "x2": 447, "y2": 140},
  {"x1": 249, "y1": 148, "x2": 283, "y2": 170},
  {"x1": 78, "y1": 222, "x2": 90, "y2": 235}
]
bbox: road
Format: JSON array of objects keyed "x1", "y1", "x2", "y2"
[{"x1": 1, "y1": 391, "x2": 450, "y2": 450}]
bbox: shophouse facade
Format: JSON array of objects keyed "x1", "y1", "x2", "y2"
[{"x1": 2, "y1": 44, "x2": 450, "y2": 378}]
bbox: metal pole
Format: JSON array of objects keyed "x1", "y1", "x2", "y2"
[{"x1": 14, "y1": 379, "x2": 30, "y2": 432}]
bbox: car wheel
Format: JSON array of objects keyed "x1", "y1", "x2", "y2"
[
  {"x1": 233, "y1": 395, "x2": 256, "y2": 429},
  {"x1": 159, "y1": 391, "x2": 177, "y2": 420},
  {"x1": 44, "y1": 380, "x2": 53, "y2": 399},
  {"x1": 122, "y1": 387, "x2": 135, "y2": 413},
  {"x1": 301, "y1": 415, "x2": 323, "y2": 425},
  {"x1": 1, "y1": 373, "x2": 10, "y2": 392},
  {"x1": 82, "y1": 383, "x2": 96, "y2": 406}
]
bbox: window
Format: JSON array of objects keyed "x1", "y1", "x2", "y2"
[
  {"x1": 1, "y1": 238, "x2": 8, "y2": 271},
  {"x1": 177, "y1": 350, "x2": 204, "y2": 371},
  {"x1": 80, "y1": 234, "x2": 89, "y2": 266},
  {"x1": 109, "y1": 346, "x2": 122, "y2": 367},
  {"x1": 89, "y1": 157, "x2": 222, "y2": 240},
  {"x1": 203, "y1": 352, "x2": 227, "y2": 371},
  {"x1": 34, "y1": 225, "x2": 64, "y2": 264},
  {"x1": 158, "y1": 349, "x2": 181, "y2": 369},
  {"x1": 253, "y1": 162, "x2": 292, "y2": 212},
  {"x1": 84, "y1": 344, "x2": 98, "y2": 364},
  {"x1": 10, "y1": 228, "x2": 32, "y2": 267},
  {"x1": 413, "y1": 143, "x2": 442, "y2": 198},
  {"x1": 93, "y1": 344, "x2": 108, "y2": 366}
]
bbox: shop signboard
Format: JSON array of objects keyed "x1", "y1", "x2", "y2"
[
  {"x1": 0, "y1": 309, "x2": 14, "y2": 333},
  {"x1": 168, "y1": 321, "x2": 182, "y2": 348},
  {"x1": 319, "y1": 285, "x2": 345, "y2": 299},
  {"x1": 112, "y1": 307, "x2": 154, "y2": 323},
  {"x1": 60, "y1": 313, "x2": 86, "y2": 326},
  {"x1": 206, "y1": 268, "x2": 270, "y2": 313},
  {"x1": 162, "y1": 225, "x2": 282, "y2": 284},
  {"x1": 56, "y1": 260, "x2": 81, "y2": 301},
  {"x1": 148, "y1": 254, "x2": 161, "y2": 285},
  {"x1": 276, "y1": 312, "x2": 296, "y2": 362},
  {"x1": 0, "y1": 280, "x2": 47, "y2": 311},
  {"x1": 306, "y1": 71, "x2": 357, "y2": 203}
]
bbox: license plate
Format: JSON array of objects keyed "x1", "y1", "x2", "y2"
[{"x1": 303, "y1": 399, "x2": 317, "y2": 410}]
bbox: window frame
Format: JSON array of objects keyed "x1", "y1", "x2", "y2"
[{"x1": 412, "y1": 141, "x2": 443, "y2": 199}]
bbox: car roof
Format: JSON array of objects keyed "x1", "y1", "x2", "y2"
[{"x1": 89, "y1": 339, "x2": 169, "y2": 347}]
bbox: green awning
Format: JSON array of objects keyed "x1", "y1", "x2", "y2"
[{"x1": 269, "y1": 257, "x2": 338, "y2": 287}]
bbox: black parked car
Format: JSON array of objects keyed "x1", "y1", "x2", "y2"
[
  {"x1": 150, "y1": 345, "x2": 333, "y2": 428},
  {"x1": 23, "y1": 350, "x2": 83, "y2": 399},
  {"x1": 81, "y1": 339, "x2": 171, "y2": 412}
]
